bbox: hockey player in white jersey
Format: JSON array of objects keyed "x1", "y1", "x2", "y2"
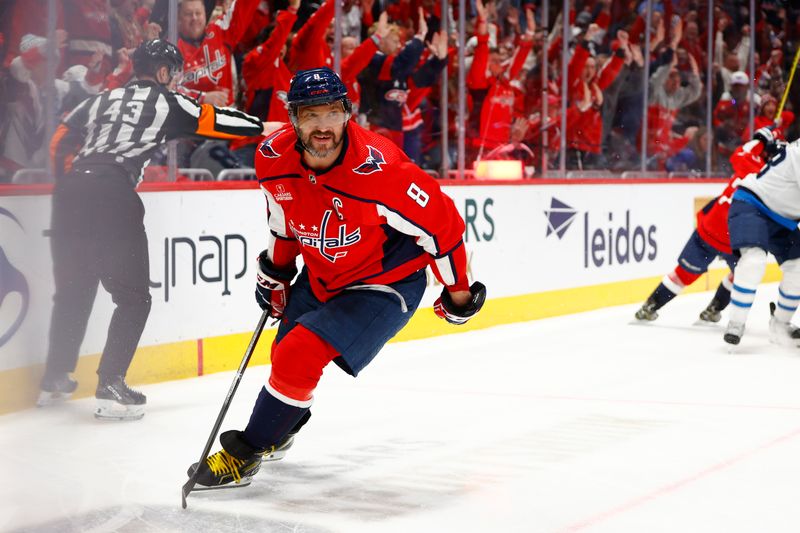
[{"x1": 724, "y1": 136, "x2": 800, "y2": 346}]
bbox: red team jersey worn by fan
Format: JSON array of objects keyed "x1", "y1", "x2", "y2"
[
  {"x1": 255, "y1": 122, "x2": 469, "y2": 302},
  {"x1": 178, "y1": 0, "x2": 259, "y2": 106},
  {"x1": 696, "y1": 139, "x2": 768, "y2": 255}
]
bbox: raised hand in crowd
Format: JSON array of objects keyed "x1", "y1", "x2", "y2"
[
  {"x1": 416, "y1": 7, "x2": 428, "y2": 40},
  {"x1": 524, "y1": 5, "x2": 536, "y2": 39},
  {"x1": 687, "y1": 51, "x2": 700, "y2": 77},
  {"x1": 428, "y1": 30, "x2": 448, "y2": 60},
  {"x1": 630, "y1": 42, "x2": 644, "y2": 66},
  {"x1": 475, "y1": 0, "x2": 489, "y2": 29},
  {"x1": 510, "y1": 117, "x2": 529, "y2": 144},
  {"x1": 203, "y1": 89, "x2": 230, "y2": 106},
  {"x1": 376, "y1": 11, "x2": 390, "y2": 40},
  {"x1": 670, "y1": 15, "x2": 682, "y2": 49},
  {"x1": 616, "y1": 29, "x2": 632, "y2": 65},
  {"x1": 144, "y1": 22, "x2": 162, "y2": 41},
  {"x1": 651, "y1": 14, "x2": 665, "y2": 49}
]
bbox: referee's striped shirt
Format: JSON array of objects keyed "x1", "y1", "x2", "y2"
[{"x1": 51, "y1": 80, "x2": 263, "y2": 185}]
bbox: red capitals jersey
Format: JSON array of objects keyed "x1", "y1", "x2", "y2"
[
  {"x1": 178, "y1": 0, "x2": 259, "y2": 106},
  {"x1": 696, "y1": 140, "x2": 768, "y2": 254},
  {"x1": 255, "y1": 122, "x2": 470, "y2": 302}
]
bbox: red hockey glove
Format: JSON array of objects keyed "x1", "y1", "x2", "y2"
[
  {"x1": 434, "y1": 281, "x2": 487, "y2": 325},
  {"x1": 255, "y1": 250, "x2": 297, "y2": 318}
]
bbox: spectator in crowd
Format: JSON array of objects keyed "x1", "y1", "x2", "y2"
[
  {"x1": 63, "y1": 0, "x2": 115, "y2": 80},
  {"x1": 0, "y1": 32, "x2": 103, "y2": 182},
  {"x1": 714, "y1": 70, "x2": 760, "y2": 160},
  {"x1": 402, "y1": 29, "x2": 449, "y2": 163},
  {"x1": 360, "y1": 9, "x2": 429, "y2": 148},
  {"x1": 177, "y1": 0, "x2": 261, "y2": 106},
  {"x1": 467, "y1": 0, "x2": 533, "y2": 161},
  {"x1": 644, "y1": 18, "x2": 702, "y2": 169},
  {"x1": 231, "y1": 0, "x2": 301, "y2": 165},
  {"x1": 742, "y1": 93, "x2": 795, "y2": 142},
  {"x1": 288, "y1": 0, "x2": 335, "y2": 72},
  {"x1": 565, "y1": 25, "x2": 626, "y2": 170},
  {"x1": 110, "y1": 0, "x2": 161, "y2": 51},
  {"x1": 665, "y1": 126, "x2": 711, "y2": 175}
]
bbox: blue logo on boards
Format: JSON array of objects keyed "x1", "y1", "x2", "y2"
[
  {"x1": 544, "y1": 197, "x2": 658, "y2": 268},
  {"x1": 0, "y1": 207, "x2": 29, "y2": 347},
  {"x1": 544, "y1": 197, "x2": 578, "y2": 239}
]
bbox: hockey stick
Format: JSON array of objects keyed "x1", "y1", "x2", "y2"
[
  {"x1": 181, "y1": 309, "x2": 270, "y2": 509},
  {"x1": 776, "y1": 47, "x2": 800, "y2": 119}
]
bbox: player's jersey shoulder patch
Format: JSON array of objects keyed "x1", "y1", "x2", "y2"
[
  {"x1": 352, "y1": 145, "x2": 386, "y2": 175},
  {"x1": 259, "y1": 128, "x2": 287, "y2": 159}
]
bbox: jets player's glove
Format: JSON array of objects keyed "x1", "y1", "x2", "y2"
[
  {"x1": 255, "y1": 250, "x2": 297, "y2": 319},
  {"x1": 434, "y1": 281, "x2": 487, "y2": 325}
]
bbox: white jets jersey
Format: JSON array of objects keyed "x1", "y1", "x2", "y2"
[{"x1": 740, "y1": 140, "x2": 800, "y2": 220}]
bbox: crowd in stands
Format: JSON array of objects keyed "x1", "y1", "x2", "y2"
[{"x1": 1, "y1": 0, "x2": 799, "y2": 183}]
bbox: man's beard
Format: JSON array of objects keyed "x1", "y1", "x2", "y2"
[{"x1": 300, "y1": 129, "x2": 344, "y2": 158}]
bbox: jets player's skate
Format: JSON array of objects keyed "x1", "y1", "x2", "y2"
[
  {"x1": 768, "y1": 302, "x2": 800, "y2": 347},
  {"x1": 723, "y1": 321, "x2": 745, "y2": 345},
  {"x1": 37, "y1": 373, "x2": 78, "y2": 406},
  {"x1": 95, "y1": 375, "x2": 146, "y2": 421}
]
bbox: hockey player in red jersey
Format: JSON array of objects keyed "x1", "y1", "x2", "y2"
[
  {"x1": 634, "y1": 126, "x2": 777, "y2": 323},
  {"x1": 187, "y1": 67, "x2": 486, "y2": 488}
]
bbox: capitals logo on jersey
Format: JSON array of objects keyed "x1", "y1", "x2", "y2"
[
  {"x1": 353, "y1": 145, "x2": 386, "y2": 175},
  {"x1": 259, "y1": 128, "x2": 285, "y2": 158},
  {"x1": 291, "y1": 210, "x2": 361, "y2": 262}
]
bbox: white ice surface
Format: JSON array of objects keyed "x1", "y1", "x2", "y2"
[{"x1": 4, "y1": 283, "x2": 800, "y2": 533}]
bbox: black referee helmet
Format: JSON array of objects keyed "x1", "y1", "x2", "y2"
[{"x1": 133, "y1": 39, "x2": 184, "y2": 82}]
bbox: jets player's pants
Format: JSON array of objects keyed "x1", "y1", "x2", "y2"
[
  {"x1": 727, "y1": 197, "x2": 800, "y2": 325},
  {"x1": 241, "y1": 268, "x2": 427, "y2": 449},
  {"x1": 44, "y1": 167, "x2": 152, "y2": 380}
]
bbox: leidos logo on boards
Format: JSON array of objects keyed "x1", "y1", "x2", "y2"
[{"x1": 544, "y1": 197, "x2": 658, "y2": 268}]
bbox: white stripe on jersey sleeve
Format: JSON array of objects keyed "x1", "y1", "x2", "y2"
[
  {"x1": 140, "y1": 93, "x2": 170, "y2": 143},
  {"x1": 215, "y1": 109, "x2": 261, "y2": 129},
  {"x1": 433, "y1": 256, "x2": 457, "y2": 286},
  {"x1": 375, "y1": 204, "x2": 438, "y2": 255},
  {"x1": 175, "y1": 93, "x2": 201, "y2": 118},
  {"x1": 263, "y1": 187, "x2": 290, "y2": 236}
]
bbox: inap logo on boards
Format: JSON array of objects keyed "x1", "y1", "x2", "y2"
[
  {"x1": 544, "y1": 197, "x2": 658, "y2": 268},
  {"x1": 0, "y1": 207, "x2": 30, "y2": 347}
]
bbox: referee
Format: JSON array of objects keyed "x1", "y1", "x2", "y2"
[{"x1": 40, "y1": 39, "x2": 268, "y2": 420}]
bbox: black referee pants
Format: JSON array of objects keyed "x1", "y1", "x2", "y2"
[{"x1": 45, "y1": 168, "x2": 151, "y2": 379}]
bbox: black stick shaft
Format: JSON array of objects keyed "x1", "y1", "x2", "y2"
[{"x1": 181, "y1": 310, "x2": 270, "y2": 509}]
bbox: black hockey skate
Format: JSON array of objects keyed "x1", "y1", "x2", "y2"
[
  {"x1": 699, "y1": 299, "x2": 722, "y2": 323},
  {"x1": 95, "y1": 375, "x2": 146, "y2": 421},
  {"x1": 37, "y1": 373, "x2": 78, "y2": 407},
  {"x1": 188, "y1": 430, "x2": 271, "y2": 488},
  {"x1": 723, "y1": 321, "x2": 745, "y2": 345},
  {"x1": 634, "y1": 297, "x2": 658, "y2": 321}
]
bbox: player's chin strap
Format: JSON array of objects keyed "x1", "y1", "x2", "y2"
[{"x1": 345, "y1": 284, "x2": 408, "y2": 313}]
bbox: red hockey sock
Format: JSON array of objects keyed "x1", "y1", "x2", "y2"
[{"x1": 268, "y1": 324, "x2": 339, "y2": 403}]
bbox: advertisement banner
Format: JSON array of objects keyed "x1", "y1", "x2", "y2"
[{"x1": 0, "y1": 181, "x2": 725, "y2": 372}]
